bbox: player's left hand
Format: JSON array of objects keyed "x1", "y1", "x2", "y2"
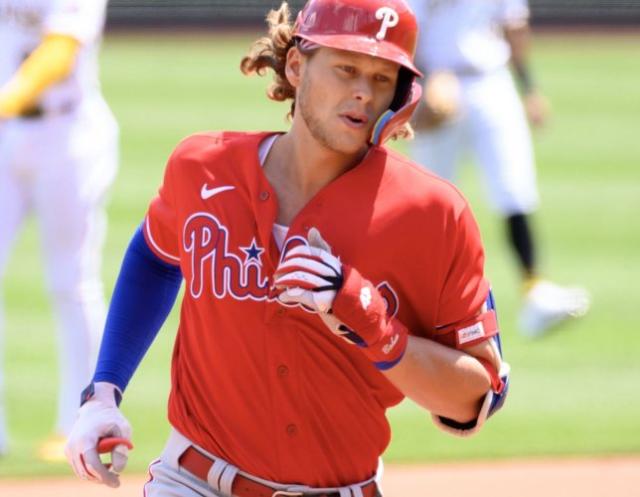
[
  {"x1": 524, "y1": 90, "x2": 550, "y2": 127},
  {"x1": 273, "y1": 227, "x2": 343, "y2": 313},
  {"x1": 65, "y1": 383, "x2": 132, "y2": 488}
]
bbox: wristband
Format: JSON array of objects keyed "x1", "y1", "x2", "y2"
[
  {"x1": 514, "y1": 62, "x2": 535, "y2": 94},
  {"x1": 332, "y1": 265, "x2": 409, "y2": 370},
  {"x1": 80, "y1": 382, "x2": 123, "y2": 408}
]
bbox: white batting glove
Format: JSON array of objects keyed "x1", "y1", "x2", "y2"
[
  {"x1": 65, "y1": 382, "x2": 132, "y2": 488},
  {"x1": 316, "y1": 311, "x2": 366, "y2": 345},
  {"x1": 273, "y1": 228, "x2": 343, "y2": 313},
  {"x1": 275, "y1": 228, "x2": 409, "y2": 369}
]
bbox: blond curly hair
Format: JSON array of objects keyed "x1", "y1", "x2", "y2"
[
  {"x1": 240, "y1": 2, "x2": 297, "y2": 115},
  {"x1": 240, "y1": 1, "x2": 414, "y2": 140}
]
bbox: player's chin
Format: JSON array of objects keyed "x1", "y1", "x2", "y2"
[
  {"x1": 331, "y1": 136, "x2": 369, "y2": 155},
  {"x1": 334, "y1": 123, "x2": 370, "y2": 153}
]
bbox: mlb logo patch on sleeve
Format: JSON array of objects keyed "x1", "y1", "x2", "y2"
[{"x1": 457, "y1": 322, "x2": 485, "y2": 346}]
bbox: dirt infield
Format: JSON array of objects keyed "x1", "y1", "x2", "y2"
[{"x1": 1, "y1": 457, "x2": 639, "y2": 497}]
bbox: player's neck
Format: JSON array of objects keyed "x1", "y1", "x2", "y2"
[
  {"x1": 273, "y1": 124, "x2": 367, "y2": 197},
  {"x1": 263, "y1": 126, "x2": 367, "y2": 226}
]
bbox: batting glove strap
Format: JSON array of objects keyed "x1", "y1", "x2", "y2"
[
  {"x1": 80, "y1": 381, "x2": 123, "y2": 407},
  {"x1": 361, "y1": 318, "x2": 409, "y2": 370},
  {"x1": 332, "y1": 265, "x2": 409, "y2": 369},
  {"x1": 332, "y1": 265, "x2": 393, "y2": 345}
]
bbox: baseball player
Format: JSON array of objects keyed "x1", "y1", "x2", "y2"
[
  {"x1": 65, "y1": 0, "x2": 509, "y2": 494},
  {"x1": 0, "y1": 0, "x2": 117, "y2": 459},
  {"x1": 408, "y1": 0, "x2": 590, "y2": 337}
]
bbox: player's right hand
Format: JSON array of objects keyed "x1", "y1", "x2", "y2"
[
  {"x1": 65, "y1": 382, "x2": 132, "y2": 488},
  {"x1": 274, "y1": 227, "x2": 343, "y2": 313},
  {"x1": 524, "y1": 90, "x2": 550, "y2": 127}
]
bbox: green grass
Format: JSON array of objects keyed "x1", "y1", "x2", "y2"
[{"x1": 1, "y1": 32, "x2": 639, "y2": 478}]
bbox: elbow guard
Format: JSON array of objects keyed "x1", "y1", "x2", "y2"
[
  {"x1": 432, "y1": 289, "x2": 510, "y2": 437},
  {"x1": 431, "y1": 357, "x2": 510, "y2": 438},
  {"x1": 433, "y1": 302, "x2": 510, "y2": 438}
]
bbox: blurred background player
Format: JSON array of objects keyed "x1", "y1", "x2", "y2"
[
  {"x1": 408, "y1": 0, "x2": 590, "y2": 337},
  {"x1": 0, "y1": 0, "x2": 117, "y2": 460}
]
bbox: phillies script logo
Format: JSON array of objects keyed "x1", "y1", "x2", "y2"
[
  {"x1": 183, "y1": 213, "x2": 400, "y2": 315},
  {"x1": 183, "y1": 213, "x2": 269, "y2": 301}
]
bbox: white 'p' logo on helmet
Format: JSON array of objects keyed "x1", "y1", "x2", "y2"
[{"x1": 375, "y1": 6, "x2": 399, "y2": 40}]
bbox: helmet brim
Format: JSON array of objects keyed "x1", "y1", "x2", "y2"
[{"x1": 296, "y1": 33, "x2": 423, "y2": 78}]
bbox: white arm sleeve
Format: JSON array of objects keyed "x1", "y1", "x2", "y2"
[{"x1": 45, "y1": 0, "x2": 108, "y2": 44}]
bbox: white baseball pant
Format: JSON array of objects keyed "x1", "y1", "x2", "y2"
[
  {"x1": 0, "y1": 95, "x2": 118, "y2": 443},
  {"x1": 412, "y1": 68, "x2": 539, "y2": 216}
]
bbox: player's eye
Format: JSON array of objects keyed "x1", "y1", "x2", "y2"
[
  {"x1": 338, "y1": 65, "x2": 357, "y2": 75},
  {"x1": 374, "y1": 73, "x2": 392, "y2": 84}
]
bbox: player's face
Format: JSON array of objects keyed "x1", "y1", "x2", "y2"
[{"x1": 295, "y1": 47, "x2": 400, "y2": 154}]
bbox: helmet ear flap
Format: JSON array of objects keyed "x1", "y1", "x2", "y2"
[
  {"x1": 390, "y1": 67, "x2": 415, "y2": 111},
  {"x1": 371, "y1": 79, "x2": 422, "y2": 145}
]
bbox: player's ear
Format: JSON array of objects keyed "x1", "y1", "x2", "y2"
[{"x1": 285, "y1": 46, "x2": 303, "y2": 88}]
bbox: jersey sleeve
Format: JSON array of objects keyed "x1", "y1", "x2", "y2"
[
  {"x1": 433, "y1": 204, "x2": 496, "y2": 349},
  {"x1": 143, "y1": 154, "x2": 181, "y2": 266},
  {"x1": 45, "y1": 0, "x2": 108, "y2": 44},
  {"x1": 498, "y1": 0, "x2": 530, "y2": 27}
]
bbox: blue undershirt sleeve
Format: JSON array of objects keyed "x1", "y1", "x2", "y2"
[{"x1": 93, "y1": 224, "x2": 183, "y2": 392}]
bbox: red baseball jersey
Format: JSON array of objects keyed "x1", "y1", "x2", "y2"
[{"x1": 144, "y1": 131, "x2": 492, "y2": 487}]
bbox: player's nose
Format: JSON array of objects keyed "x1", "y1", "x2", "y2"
[{"x1": 351, "y1": 76, "x2": 374, "y2": 104}]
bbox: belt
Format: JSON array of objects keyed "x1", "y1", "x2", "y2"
[
  {"x1": 20, "y1": 101, "x2": 76, "y2": 120},
  {"x1": 178, "y1": 447, "x2": 379, "y2": 497}
]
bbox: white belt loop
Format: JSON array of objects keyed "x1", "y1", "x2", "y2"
[
  {"x1": 162, "y1": 429, "x2": 192, "y2": 471},
  {"x1": 207, "y1": 458, "x2": 228, "y2": 491},
  {"x1": 350, "y1": 485, "x2": 364, "y2": 497},
  {"x1": 220, "y1": 465, "x2": 239, "y2": 496},
  {"x1": 338, "y1": 488, "x2": 352, "y2": 497}
]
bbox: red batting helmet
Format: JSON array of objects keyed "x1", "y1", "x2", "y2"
[
  {"x1": 293, "y1": 0, "x2": 421, "y2": 77},
  {"x1": 292, "y1": 0, "x2": 423, "y2": 144}
]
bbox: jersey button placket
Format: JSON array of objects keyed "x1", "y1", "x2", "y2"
[
  {"x1": 277, "y1": 365, "x2": 289, "y2": 377},
  {"x1": 259, "y1": 191, "x2": 270, "y2": 201}
]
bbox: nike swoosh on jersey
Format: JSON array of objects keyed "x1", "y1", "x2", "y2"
[{"x1": 201, "y1": 184, "x2": 235, "y2": 200}]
